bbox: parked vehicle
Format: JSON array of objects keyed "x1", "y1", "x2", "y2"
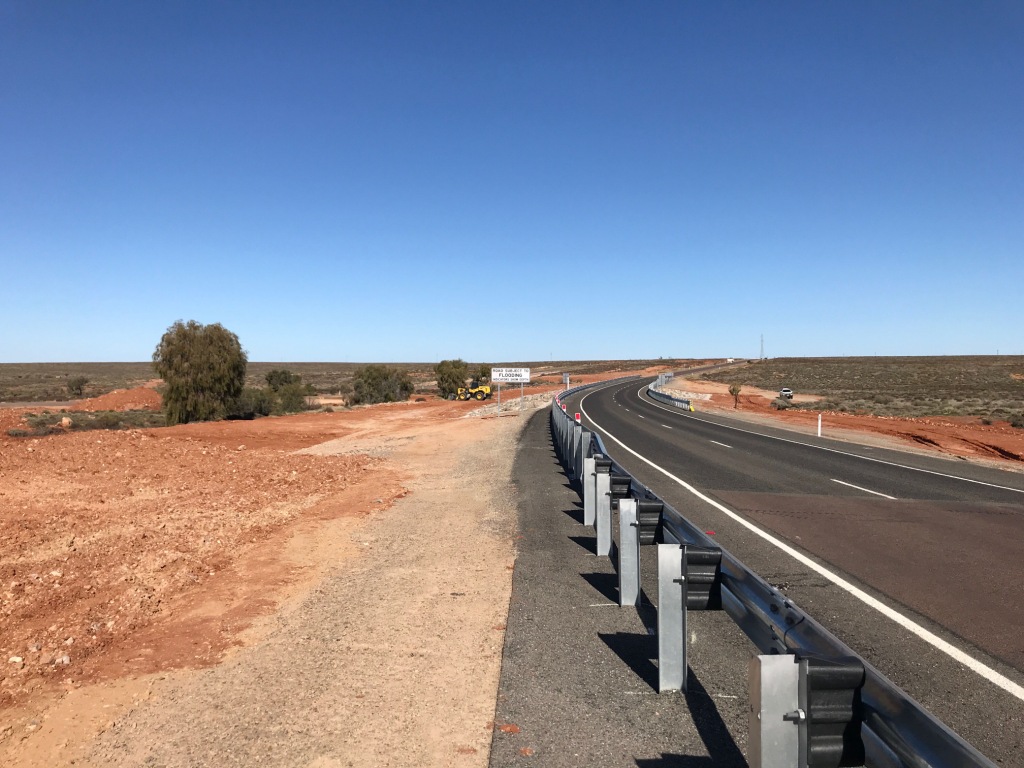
[{"x1": 779, "y1": 387, "x2": 794, "y2": 399}]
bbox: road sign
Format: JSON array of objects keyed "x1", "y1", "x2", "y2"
[{"x1": 491, "y1": 367, "x2": 530, "y2": 383}]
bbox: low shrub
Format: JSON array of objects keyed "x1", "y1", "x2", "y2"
[
  {"x1": 16, "y1": 410, "x2": 165, "y2": 435},
  {"x1": 275, "y1": 381, "x2": 315, "y2": 414},
  {"x1": 227, "y1": 388, "x2": 275, "y2": 420}
]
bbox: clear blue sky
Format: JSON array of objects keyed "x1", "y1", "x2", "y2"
[{"x1": 2, "y1": 2, "x2": 1022, "y2": 363}]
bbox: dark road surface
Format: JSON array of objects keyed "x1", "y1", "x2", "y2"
[{"x1": 493, "y1": 383, "x2": 1024, "y2": 766}]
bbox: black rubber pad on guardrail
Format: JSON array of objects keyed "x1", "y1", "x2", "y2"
[
  {"x1": 636, "y1": 500, "x2": 663, "y2": 546},
  {"x1": 799, "y1": 654, "x2": 866, "y2": 768},
  {"x1": 685, "y1": 547, "x2": 723, "y2": 611},
  {"x1": 609, "y1": 474, "x2": 632, "y2": 505}
]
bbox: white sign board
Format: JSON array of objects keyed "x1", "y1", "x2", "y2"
[{"x1": 491, "y1": 367, "x2": 530, "y2": 383}]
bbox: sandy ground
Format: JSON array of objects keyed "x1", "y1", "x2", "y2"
[{"x1": 3, "y1": 364, "x2": 1022, "y2": 766}]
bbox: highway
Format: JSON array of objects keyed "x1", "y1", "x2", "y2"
[{"x1": 565, "y1": 378, "x2": 1024, "y2": 765}]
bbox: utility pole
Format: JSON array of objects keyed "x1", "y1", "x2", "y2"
[{"x1": 760, "y1": 334, "x2": 764, "y2": 360}]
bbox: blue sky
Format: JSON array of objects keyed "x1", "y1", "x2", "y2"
[{"x1": 2, "y1": 2, "x2": 1022, "y2": 363}]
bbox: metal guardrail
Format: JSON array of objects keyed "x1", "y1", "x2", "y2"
[{"x1": 550, "y1": 379, "x2": 996, "y2": 768}]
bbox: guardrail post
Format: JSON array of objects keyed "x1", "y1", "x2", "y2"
[
  {"x1": 618, "y1": 498, "x2": 640, "y2": 607},
  {"x1": 747, "y1": 654, "x2": 865, "y2": 768},
  {"x1": 748, "y1": 655, "x2": 800, "y2": 768},
  {"x1": 577, "y1": 429, "x2": 590, "y2": 482},
  {"x1": 571, "y1": 422, "x2": 581, "y2": 479},
  {"x1": 582, "y1": 454, "x2": 597, "y2": 525},
  {"x1": 596, "y1": 467, "x2": 612, "y2": 557},
  {"x1": 657, "y1": 543, "x2": 687, "y2": 692}
]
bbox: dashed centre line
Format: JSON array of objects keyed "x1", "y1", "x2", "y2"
[{"x1": 710, "y1": 440, "x2": 732, "y2": 449}]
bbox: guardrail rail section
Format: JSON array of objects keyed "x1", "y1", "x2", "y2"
[{"x1": 549, "y1": 381, "x2": 996, "y2": 768}]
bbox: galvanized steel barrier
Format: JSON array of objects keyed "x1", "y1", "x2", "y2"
[{"x1": 550, "y1": 379, "x2": 996, "y2": 768}]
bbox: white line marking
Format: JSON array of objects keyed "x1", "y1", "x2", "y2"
[
  {"x1": 661, "y1": 424, "x2": 672, "y2": 430},
  {"x1": 637, "y1": 414, "x2": 645, "y2": 419},
  {"x1": 634, "y1": 385, "x2": 1024, "y2": 495},
  {"x1": 832, "y1": 479, "x2": 897, "y2": 500},
  {"x1": 580, "y1": 388, "x2": 1024, "y2": 702},
  {"x1": 710, "y1": 440, "x2": 732, "y2": 449},
  {"x1": 588, "y1": 603, "x2": 618, "y2": 607}
]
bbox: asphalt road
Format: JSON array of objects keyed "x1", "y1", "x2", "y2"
[{"x1": 564, "y1": 378, "x2": 1024, "y2": 765}]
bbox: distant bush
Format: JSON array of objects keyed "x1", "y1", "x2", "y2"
[
  {"x1": 434, "y1": 359, "x2": 468, "y2": 399},
  {"x1": 728, "y1": 383, "x2": 742, "y2": 408},
  {"x1": 67, "y1": 376, "x2": 89, "y2": 397},
  {"x1": 275, "y1": 381, "x2": 315, "y2": 414},
  {"x1": 1011, "y1": 414, "x2": 1024, "y2": 429},
  {"x1": 227, "y1": 388, "x2": 275, "y2": 419},
  {"x1": 352, "y1": 365, "x2": 414, "y2": 404},
  {"x1": 265, "y1": 369, "x2": 301, "y2": 391}
]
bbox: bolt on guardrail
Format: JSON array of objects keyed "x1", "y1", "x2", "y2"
[{"x1": 549, "y1": 380, "x2": 997, "y2": 768}]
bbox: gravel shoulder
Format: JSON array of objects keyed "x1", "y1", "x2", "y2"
[{"x1": 1, "y1": 398, "x2": 542, "y2": 767}]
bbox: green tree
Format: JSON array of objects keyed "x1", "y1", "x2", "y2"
[
  {"x1": 473, "y1": 364, "x2": 491, "y2": 383},
  {"x1": 434, "y1": 358, "x2": 468, "y2": 399},
  {"x1": 276, "y1": 381, "x2": 314, "y2": 413},
  {"x1": 265, "y1": 369, "x2": 300, "y2": 391},
  {"x1": 67, "y1": 376, "x2": 89, "y2": 398},
  {"x1": 152, "y1": 320, "x2": 248, "y2": 425},
  {"x1": 351, "y1": 365, "x2": 414, "y2": 404},
  {"x1": 728, "y1": 383, "x2": 742, "y2": 409}
]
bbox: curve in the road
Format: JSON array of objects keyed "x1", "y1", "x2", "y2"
[{"x1": 579, "y1": 379, "x2": 1024, "y2": 702}]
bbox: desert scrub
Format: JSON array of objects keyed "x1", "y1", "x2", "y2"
[
  {"x1": 701, "y1": 356, "x2": 1024, "y2": 419},
  {"x1": 18, "y1": 410, "x2": 166, "y2": 435}
]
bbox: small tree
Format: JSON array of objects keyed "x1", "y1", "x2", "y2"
[
  {"x1": 67, "y1": 376, "x2": 89, "y2": 398},
  {"x1": 728, "y1": 383, "x2": 742, "y2": 409},
  {"x1": 152, "y1": 320, "x2": 248, "y2": 425},
  {"x1": 352, "y1": 365, "x2": 414, "y2": 404},
  {"x1": 276, "y1": 381, "x2": 314, "y2": 413},
  {"x1": 434, "y1": 358, "x2": 469, "y2": 399},
  {"x1": 473, "y1": 364, "x2": 491, "y2": 383},
  {"x1": 266, "y1": 369, "x2": 300, "y2": 392}
]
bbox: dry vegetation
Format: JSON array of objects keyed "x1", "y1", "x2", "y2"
[
  {"x1": 0, "y1": 359, "x2": 698, "y2": 404},
  {"x1": 699, "y1": 356, "x2": 1024, "y2": 424}
]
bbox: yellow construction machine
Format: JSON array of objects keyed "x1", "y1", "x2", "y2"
[{"x1": 456, "y1": 379, "x2": 492, "y2": 401}]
